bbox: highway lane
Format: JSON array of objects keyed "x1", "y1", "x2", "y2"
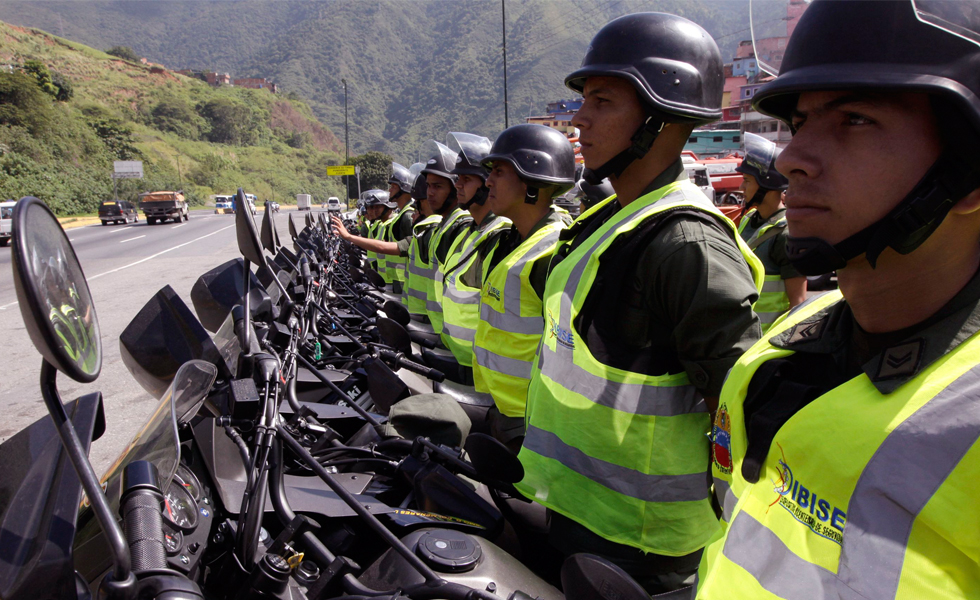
[{"x1": 0, "y1": 207, "x2": 311, "y2": 475}]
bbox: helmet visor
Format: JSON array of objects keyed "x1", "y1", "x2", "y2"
[
  {"x1": 447, "y1": 132, "x2": 492, "y2": 172},
  {"x1": 420, "y1": 140, "x2": 458, "y2": 176},
  {"x1": 741, "y1": 132, "x2": 776, "y2": 178},
  {"x1": 913, "y1": 0, "x2": 980, "y2": 47}
]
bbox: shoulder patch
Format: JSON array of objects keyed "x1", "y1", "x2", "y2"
[{"x1": 875, "y1": 339, "x2": 924, "y2": 381}]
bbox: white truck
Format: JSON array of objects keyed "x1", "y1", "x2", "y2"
[
  {"x1": 296, "y1": 194, "x2": 312, "y2": 211},
  {"x1": 0, "y1": 200, "x2": 15, "y2": 247}
]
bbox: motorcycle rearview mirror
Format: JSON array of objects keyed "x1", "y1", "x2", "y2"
[
  {"x1": 376, "y1": 317, "x2": 413, "y2": 355},
  {"x1": 464, "y1": 433, "x2": 524, "y2": 484},
  {"x1": 10, "y1": 196, "x2": 138, "y2": 598},
  {"x1": 383, "y1": 299, "x2": 411, "y2": 327},
  {"x1": 560, "y1": 554, "x2": 651, "y2": 600},
  {"x1": 235, "y1": 189, "x2": 268, "y2": 269},
  {"x1": 260, "y1": 201, "x2": 280, "y2": 253},
  {"x1": 305, "y1": 211, "x2": 313, "y2": 229},
  {"x1": 288, "y1": 213, "x2": 299, "y2": 240},
  {"x1": 11, "y1": 196, "x2": 102, "y2": 383},
  {"x1": 348, "y1": 265, "x2": 364, "y2": 284}
]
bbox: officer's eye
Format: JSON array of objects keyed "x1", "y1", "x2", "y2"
[{"x1": 846, "y1": 112, "x2": 875, "y2": 126}]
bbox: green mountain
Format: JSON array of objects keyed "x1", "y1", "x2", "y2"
[
  {"x1": 0, "y1": 20, "x2": 354, "y2": 214},
  {"x1": 0, "y1": 0, "x2": 787, "y2": 165}
]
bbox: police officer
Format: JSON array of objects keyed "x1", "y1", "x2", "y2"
[
  {"x1": 331, "y1": 177, "x2": 414, "y2": 298},
  {"x1": 697, "y1": 2, "x2": 980, "y2": 598},
  {"x1": 436, "y1": 132, "x2": 511, "y2": 383},
  {"x1": 514, "y1": 13, "x2": 763, "y2": 594},
  {"x1": 383, "y1": 162, "x2": 418, "y2": 296},
  {"x1": 736, "y1": 132, "x2": 807, "y2": 331},
  {"x1": 358, "y1": 191, "x2": 394, "y2": 275},
  {"x1": 472, "y1": 123, "x2": 575, "y2": 452},
  {"x1": 420, "y1": 140, "x2": 473, "y2": 333}
]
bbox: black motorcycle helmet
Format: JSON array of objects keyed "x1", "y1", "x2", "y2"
[
  {"x1": 578, "y1": 178, "x2": 616, "y2": 211},
  {"x1": 362, "y1": 189, "x2": 393, "y2": 209},
  {"x1": 735, "y1": 132, "x2": 788, "y2": 216},
  {"x1": 388, "y1": 162, "x2": 414, "y2": 199},
  {"x1": 565, "y1": 12, "x2": 724, "y2": 184},
  {"x1": 753, "y1": 0, "x2": 980, "y2": 275},
  {"x1": 448, "y1": 132, "x2": 492, "y2": 208},
  {"x1": 482, "y1": 124, "x2": 577, "y2": 204},
  {"x1": 420, "y1": 140, "x2": 458, "y2": 212}
]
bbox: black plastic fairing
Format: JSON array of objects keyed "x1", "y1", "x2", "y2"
[
  {"x1": 120, "y1": 285, "x2": 231, "y2": 399},
  {"x1": 0, "y1": 393, "x2": 104, "y2": 600}
]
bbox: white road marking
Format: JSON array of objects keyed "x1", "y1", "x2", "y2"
[
  {"x1": 171, "y1": 223, "x2": 186, "y2": 229},
  {"x1": 0, "y1": 301, "x2": 17, "y2": 310},
  {"x1": 120, "y1": 235, "x2": 145, "y2": 244},
  {"x1": 108, "y1": 226, "x2": 131, "y2": 234},
  {"x1": 88, "y1": 224, "x2": 234, "y2": 281}
]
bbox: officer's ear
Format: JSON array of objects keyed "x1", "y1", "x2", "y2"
[{"x1": 950, "y1": 187, "x2": 980, "y2": 215}]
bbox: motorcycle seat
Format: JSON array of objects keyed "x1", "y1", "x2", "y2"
[
  {"x1": 422, "y1": 348, "x2": 473, "y2": 386},
  {"x1": 433, "y1": 378, "x2": 494, "y2": 408}
]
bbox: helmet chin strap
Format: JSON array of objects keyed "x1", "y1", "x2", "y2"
[
  {"x1": 787, "y1": 152, "x2": 980, "y2": 276},
  {"x1": 433, "y1": 186, "x2": 458, "y2": 215},
  {"x1": 461, "y1": 185, "x2": 489, "y2": 209},
  {"x1": 740, "y1": 188, "x2": 768, "y2": 220},
  {"x1": 583, "y1": 116, "x2": 664, "y2": 185}
]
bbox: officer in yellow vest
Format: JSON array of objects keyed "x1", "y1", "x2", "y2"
[
  {"x1": 515, "y1": 13, "x2": 763, "y2": 594},
  {"x1": 697, "y1": 2, "x2": 980, "y2": 599},
  {"x1": 438, "y1": 132, "x2": 511, "y2": 383},
  {"x1": 420, "y1": 139, "x2": 473, "y2": 332},
  {"x1": 330, "y1": 177, "x2": 415, "y2": 300},
  {"x1": 736, "y1": 132, "x2": 807, "y2": 332},
  {"x1": 360, "y1": 192, "x2": 393, "y2": 275},
  {"x1": 472, "y1": 123, "x2": 575, "y2": 451}
]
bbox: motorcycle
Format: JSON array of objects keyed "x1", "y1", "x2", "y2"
[{"x1": 1, "y1": 194, "x2": 653, "y2": 600}]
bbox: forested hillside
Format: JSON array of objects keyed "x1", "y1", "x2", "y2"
[
  {"x1": 0, "y1": 0, "x2": 786, "y2": 165},
  {"x1": 0, "y1": 21, "x2": 357, "y2": 214}
]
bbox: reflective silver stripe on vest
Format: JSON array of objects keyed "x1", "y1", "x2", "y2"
[
  {"x1": 761, "y1": 279, "x2": 785, "y2": 293},
  {"x1": 480, "y1": 230, "x2": 559, "y2": 336},
  {"x1": 443, "y1": 322, "x2": 476, "y2": 342},
  {"x1": 444, "y1": 284, "x2": 480, "y2": 305},
  {"x1": 406, "y1": 288, "x2": 428, "y2": 300},
  {"x1": 474, "y1": 345, "x2": 533, "y2": 380},
  {"x1": 757, "y1": 311, "x2": 782, "y2": 325},
  {"x1": 480, "y1": 302, "x2": 544, "y2": 335},
  {"x1": 426, "y1": 300, "x2": 442, "y2": 314},
  {"x1": 524, "y1": 426, "x2": 712, "y2": 503},
  {"x1": 723, "y1": 359, "x2": 980, "y2": 600},
  {"x1": 409, "y1": 262, "x2": 436, "y2": 278},
  {"x1": 713, "y1": 477, "x2": 738, "y2": 523},
  {"x1": 539, "y1": 194, "x2": 712, "y2": 417}
]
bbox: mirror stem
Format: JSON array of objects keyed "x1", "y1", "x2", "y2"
[
  {"x1": 242, "y1": 258, "x2": 252, "y2": 353},
  {"x1": 40, "y1": 361, "x2": 136, "y2": 599}
]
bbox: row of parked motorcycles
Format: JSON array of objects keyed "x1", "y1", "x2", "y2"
[{"x1": 0, "y1": 191, "x2": 657, "y2": 600}]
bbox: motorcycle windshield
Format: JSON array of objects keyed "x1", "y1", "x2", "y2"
[{"x1": 98, "y1": 360, "x2": 217, "y2": 513}]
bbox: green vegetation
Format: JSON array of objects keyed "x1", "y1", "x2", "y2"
[
  {"x1": 0, "y1": 0, "x2": 786, "y2": 165},
  {"x1": 105, "y1": 45, "x2": 140, "y2": 62},
  {"x1": 0, "y1": 21, "x2": 359, "y2": 215}
]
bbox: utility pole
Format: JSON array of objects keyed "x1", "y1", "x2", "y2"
[
  {"x1": 502, "y1": 0, "x2": 509, "y2": 129},
  {"x1": 342, "y1": 78, "x2": 350, "y2": 202},
  {"x1": 176, "y1": 154, "x2": 183, "y2": 191}
]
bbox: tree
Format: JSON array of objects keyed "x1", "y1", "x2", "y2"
[
  {"x1": 105, "y1": 45, "x2": 141, "y2": 62},
  {"x1": 197, "y1": 98, "x2": 259, "y2": 145},
  {"x1": 152, "y1": 98, "x2": 205, "y2": 140},
  {"x1": 21, "y1": 60, "x2": 58, "y2": 97},
  {"x1": 350, "y1": 151, "x2": 394, "y2": 191},
  {"x1": 0, "y1": 71, "x2": 55, "y2": 133}
]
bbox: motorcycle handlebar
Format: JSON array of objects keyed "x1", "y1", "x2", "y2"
[
  {"x1": 378, "y1": 349, "x2": 445, "y2": 383},
  {"x1": 120, "y1": 462, "x2": 169, "y2": 574}
]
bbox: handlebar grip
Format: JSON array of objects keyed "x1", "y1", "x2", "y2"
[
  {"x1": 397, "y1": 355, "x2": 445, "y2": 383},
  {"x1": 121, "y1": 489, "x2": 168, "y2": 573}
]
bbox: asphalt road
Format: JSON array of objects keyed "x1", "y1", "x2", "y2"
[{"x1": 0, "y1": 207, "x2": 306, "y2": 475}]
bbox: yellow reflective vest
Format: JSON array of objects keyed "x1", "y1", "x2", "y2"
[
  {"x1": 406, "y1": 214, "x2": 442, "y2": 318},
  {"x1": 739, "y1": 208, "x2": 790, "y2": 332},
  {"x1": 698, "y1": 287, "x2": 980, "y2": 599},
  {"x1": 517, "y1": 180, "x2": 764, "y2": 556},
  {"x1": 426, "y1": 207, "x2": 471, "y2": 334},
  {"x1": 383, "y1": 203, "x2": 414, "y2": 291},
  {"x1": 472, "y1": 218, "x2": 567, "y2": 418},
  {"x1": 440, "y1": 216, "x2": 510, "y2": 367}
]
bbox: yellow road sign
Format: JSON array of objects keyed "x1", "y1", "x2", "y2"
[{"x1": 327, "y1": 165, "x2": 356, "y2": 176}]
